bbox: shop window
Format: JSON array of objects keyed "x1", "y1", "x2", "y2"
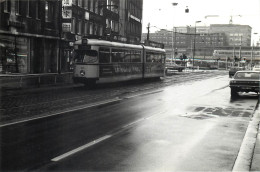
[{"x1": 0, "y1": 36, "x2": 28, "y2": 73}]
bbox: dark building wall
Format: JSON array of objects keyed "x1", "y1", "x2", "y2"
[{"x1": 0, "y1": 0, "x2": 60, "y2": 74}]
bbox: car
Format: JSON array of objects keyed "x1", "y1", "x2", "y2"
[
  {"x1": 252, "y1": 65, "x2": 260, "y2": 71},
  {"x1": 229, "y1": 66, "x2": 245, "y2": 77},
  {"x1": 165, "y1": 63, "x2": 185, "y2": 73},
  {"x1": 229, "y1": 71, "x2": 260, "y2": 98}
]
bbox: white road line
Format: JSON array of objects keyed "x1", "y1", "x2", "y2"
[
  {"x1": 125, "y1": 90, "x2": 163, "y2": 99},
  {"x1": 51, "y1": 110, "x2": 167, "y2": 162},
  {"x1": 51, "y1": 135, "x2": 112, "y2": 162},
  {"x1": 0, "y1": 98, "x2": 121, "y2": 128}
]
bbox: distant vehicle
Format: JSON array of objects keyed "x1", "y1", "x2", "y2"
[
  {"x1": 73, "y1": 38, "x2": 166, "y2": 87},
  {"x1": 165, "y1": 63, "x2": 185, "y2": 72},
  {"x1": 252, "y1": 65, "x2": 260, "y2": 71},
  {"x1": 229, "y1": 71, "x2": 260, "y2": 98},
  {"x1": 213, "y1": 49, "x2": 260, "y2": 61},
  {"x1": 229, "y1": 66, "x2": 245, "y2": 77}
]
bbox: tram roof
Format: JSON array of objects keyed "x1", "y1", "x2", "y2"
[{"x1": 75, "y1": 39, "x2": 165, "y2": 53}]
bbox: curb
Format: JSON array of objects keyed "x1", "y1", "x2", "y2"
[{"x1": 232, "y1": 103, "x2": 260, "y2": 171}]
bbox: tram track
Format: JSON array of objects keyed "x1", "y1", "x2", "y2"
[{"x1": 0, "y1": 71, "x2": 227, "y2": 123}]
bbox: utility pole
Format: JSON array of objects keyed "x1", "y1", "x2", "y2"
[{"x1": 147, "y1": 23, "x2": 150, "y2": 41}]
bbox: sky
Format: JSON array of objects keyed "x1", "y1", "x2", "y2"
[{"x1": 142, "y1": 0, "x2": 260, "y2": 44}]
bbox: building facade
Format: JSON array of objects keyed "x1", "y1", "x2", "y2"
[
  {"x1": 0, "y1": 0, "x2": 143, "y2": 74},
  {"x1": 142, "y1": 26, "x2": 227, "y2": 59},
  {"x1": 0, "y1": 0, "x2": 60, "y2": 74},
  {"x1": 210, "y1": 24, "x2": 252, "y2": 47}
]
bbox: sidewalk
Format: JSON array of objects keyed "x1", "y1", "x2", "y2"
[
  {"x1": 250, "y1": 103, "x2": 260, "y2": 171},
  {"x1": 232, "y1": 102, "x2": 260, "y2": 171}
]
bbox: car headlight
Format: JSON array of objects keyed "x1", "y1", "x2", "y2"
[
  {"x1": 80, "y1": 70, "x2": 85, "y2": 76},
  {"x1": 230, "y1": 80, "x2": 236, "y2": 84}
]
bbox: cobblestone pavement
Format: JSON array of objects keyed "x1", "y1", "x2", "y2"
[{"x1": 0, "y1": 71, "x2": 228, "y2": 125}]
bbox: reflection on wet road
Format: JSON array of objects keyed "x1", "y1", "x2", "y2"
[{"x1": 35, "y1": 75, "x2": 258, "y2": 171}]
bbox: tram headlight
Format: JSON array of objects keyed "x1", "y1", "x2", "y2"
[{"x1": 80, "y1": 70, "x2": 85, "y2": 76}]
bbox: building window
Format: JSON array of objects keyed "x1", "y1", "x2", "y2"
[
  {"x1": 78, "y1": 20, "x2": 82, "y2": 35},
  {"x1": 71, "y1": 18, "x2": 76, "y2": 34},
  {"x1": 15, "y1": 0, "x2": 21, "y2": 15},
  {"x1": 90, "y1": 0, "x2": 94, "y2": 12},
  {"x1": 84, "y1": 21, "x2": 89, "y2": 35},
  {"x1": 89, "y1": 22, "x2": 93, "y2": 34},
  {"x1": 45, "y1": 1, "x2": 54, "y2": 22},
  {"x1": 27, "y1": 0, "x2": 33, "y2": 18},
  {"x1": 83, "y1": 0, "x2": 89, "y2": 9},
  {"x1": 36, "y1": 0, "x2": 41, "y2": 19},
  {"x1": 99, "y1": 25, "x2": 103, "y2": 36},
  {"x1": 4, "y1": 0, "x2": 11, "y2": 13},
  {"x1": 78, "y1": 0, "x2": 82, "y2": 7},
  {"x1": 94, "y1": 24, "x2": 98, "y2": 35}
]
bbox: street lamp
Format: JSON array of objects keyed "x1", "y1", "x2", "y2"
[
  {"x1": 192, "y1": 20, "x2": 201, "y2": 69},
  {"x1": 171, "y1": 2, "x2": 178, "y2": 64},
  {"x1": 251, "y1": 32, "x2": 258, "y2": 69}
]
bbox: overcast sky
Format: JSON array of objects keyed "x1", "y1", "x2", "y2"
[{"x1": 142, "y1": 0, "x2": 260, "y2": 44}]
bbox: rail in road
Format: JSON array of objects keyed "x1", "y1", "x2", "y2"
[
  {"x1": 0, "y1": 70, "x2": 227, "y2": 126},
  {"x1": 0, "y1": 70, "x2": 259, "y2": 171}
]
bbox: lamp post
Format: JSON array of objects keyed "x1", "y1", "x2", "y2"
[
  {"x1": 192, "y1": 20, "x2": 201, "y2": 69},
  {"x1": 171, "y1": 2, "x2": 178, "y2": 64},
  {"x1": 251, "y1": 32, "x2": 258, "y2": 69}
]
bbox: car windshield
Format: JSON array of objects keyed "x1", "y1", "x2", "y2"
[{"x1": 234, "y1": 72, "x2": 260, "y2": 80}]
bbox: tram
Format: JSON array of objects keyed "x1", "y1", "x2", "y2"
[
  {"x1": 73, "y1": 38, "x2": 166, "y2": 86},
  {"x1": 213, "y1": 50, "x2": 260, "y2": 61}
]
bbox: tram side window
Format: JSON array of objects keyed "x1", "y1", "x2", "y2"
[
  {"x1": 131, "y1": 51, "x2": 141, "y2": 62},
  {"x1": 99, "y1": 48, "x2": 110, "y2": 63},
  {"x1": 112, "y1": 49, "x2": 125, "y2": 62},
  {"x1": 124, "y1": 50, "x2": 131, "y2": 62},
  {"x1": 146, "y1": 52, "x2": 152, "y2": 62}
]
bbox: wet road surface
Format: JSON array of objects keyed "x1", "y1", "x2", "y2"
[{"x1": 0, "y1": 73, "x2": 258, "y2": 171}]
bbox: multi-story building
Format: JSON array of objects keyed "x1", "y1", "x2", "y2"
[
  {"x1": 210, "y1": 24, "x2": 252, "y2": 47},
  {"x1": 142, "y1": 26, "x2": 227, "y2": 59},
  {"x1": 0, "y1": 0, "x2": 143, "y2": 74},
  {"x1": 0, "y1": 0, "x2": 60, "y2": 74}
]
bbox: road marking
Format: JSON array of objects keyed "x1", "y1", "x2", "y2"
[
  {"x1": 124, "y1": 90, "x2": 163, "y2": 99},
  {"x1": 51, "y1": 110, "x2": 167, "y2": 162},
  {"x1": 51, "y1": 135, "x2": 112, "y2": 162}
]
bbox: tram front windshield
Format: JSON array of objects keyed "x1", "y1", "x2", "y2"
[{"x1": 75, "y1": 50, "x2": 98, "y2": 63}]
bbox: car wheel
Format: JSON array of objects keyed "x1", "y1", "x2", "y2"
[{"x1": 231, "y1": 88, "x2": 239, "y2": 98}]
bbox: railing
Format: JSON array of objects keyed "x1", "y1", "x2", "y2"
[{"x1": 0, "y1": 72, "x2": 74, "y2": 89}]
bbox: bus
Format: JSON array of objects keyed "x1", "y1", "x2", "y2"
[{"x1": 73, "y1": 38, "x2": 166, "y2": 86}]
